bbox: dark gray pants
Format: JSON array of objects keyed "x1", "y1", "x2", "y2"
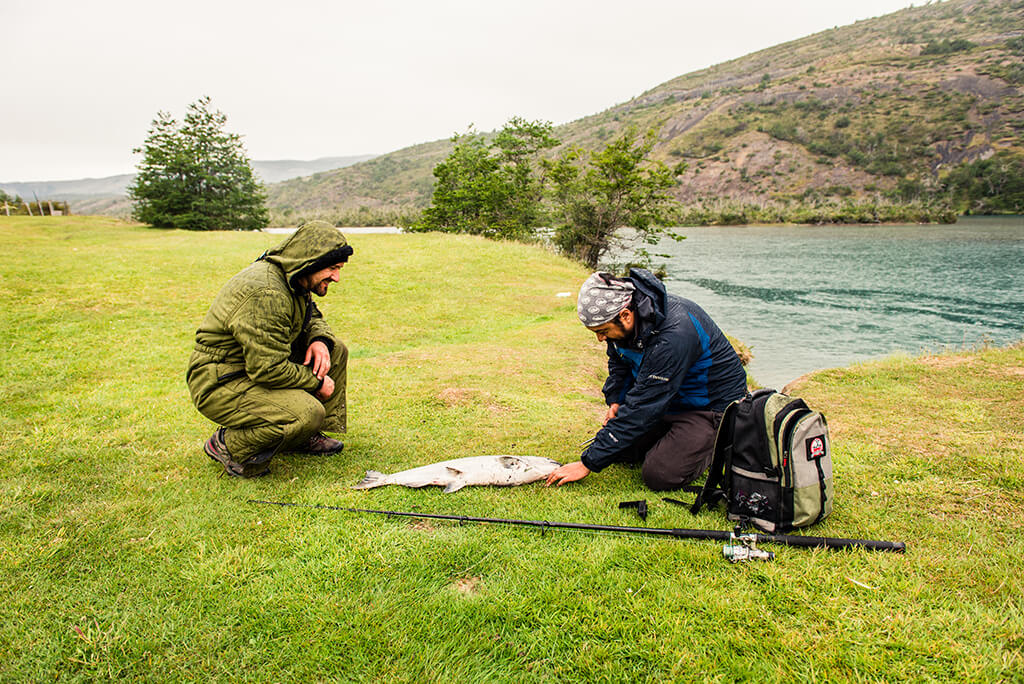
[{"x1": 616, "y1": 410, "x2": 722, "y2": 491}]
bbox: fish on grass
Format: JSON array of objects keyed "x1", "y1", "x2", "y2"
[{"x1": 352, "y1": 455, "x2": 561, "y2": 493}]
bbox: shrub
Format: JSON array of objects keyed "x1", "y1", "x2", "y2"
[{"x1": 921, "y1": 38, "x2": 976, "y2": 55}]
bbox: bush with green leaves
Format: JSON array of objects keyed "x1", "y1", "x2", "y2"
[
  {"x1": 129, "y1": 96, "x2": 268, "y2": 231},
  {"x1": 941, "y1": 150, "x2": 1024, "y2": 214},
  {"x1": 545, "y1": 128, "x2": 684, "y2": 269},
  {"x1": 410, "y1": 118, "x2": 559, "y2": 240},
  {"x1": 921, "y1": 38, "x2": 976, "y2": 55}
]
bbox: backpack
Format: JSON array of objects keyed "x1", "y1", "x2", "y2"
[{"x1": 691, "y1": 388, "x2": 833, "y2": 533}]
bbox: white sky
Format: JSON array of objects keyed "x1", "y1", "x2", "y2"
[{"x1": 2, "y1": 0, "x2": 915, "y2": 182}]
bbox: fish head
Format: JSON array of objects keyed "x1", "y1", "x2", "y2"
[{"x1": 497, "y1": 455, "x2": 561, "y2": 476}]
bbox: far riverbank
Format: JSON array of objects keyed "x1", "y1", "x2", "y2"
[{"x1": 264, "y1": 226, "x2": 401, "y2": 234}]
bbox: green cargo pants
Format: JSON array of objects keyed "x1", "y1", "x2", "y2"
[{"x1": 192, "y1": 342, "x2": 347, "y2": 463}]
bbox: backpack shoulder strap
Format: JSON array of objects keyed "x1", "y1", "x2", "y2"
[{"x1": 690, "y1": 398, "x2": 740, "y2": 514}]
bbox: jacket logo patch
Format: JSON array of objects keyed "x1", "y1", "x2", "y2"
[{"x1": 649, "y1": 374, "x2": 669, "y2": 382}]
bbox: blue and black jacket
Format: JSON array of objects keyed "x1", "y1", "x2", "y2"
[{"x1": 581, "y1": 269, "x2": 748, "y2": 473}]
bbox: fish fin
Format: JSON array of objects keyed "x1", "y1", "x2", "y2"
[
  {"x1": 351, "y1": 470, "x2": 387, "y2": 489},
  {"x1": 445, "y1": 467, "x2": 463, "y2": 476},
  {"x1": 497, "y1": 455, "x2": 521, "y2": 468},
  {"x1": 443, "y1": 478, "x2": 467, "y2": 493}
]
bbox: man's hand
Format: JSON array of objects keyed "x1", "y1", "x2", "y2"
[
  {"x1": 304, "y1": 340, "x2": 331, "y2": 379},
  {"x1": 315, "y1": 374, "x2": 335, "y2": 401},
  {"x1": 603, "y1": 403, "x2": 620, "y2": 425},
  {"x1": 545, "y1": 461, "x2": 591, "y2": 487}
]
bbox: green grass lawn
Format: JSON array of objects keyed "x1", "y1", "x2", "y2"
[{"x1": 1, "y1": 216, "x2": 1021, "y2": 682}]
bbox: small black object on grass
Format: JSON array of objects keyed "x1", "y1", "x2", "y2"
[{"x1": 619, "y1": 500, "x2": 648, "y2": 521}]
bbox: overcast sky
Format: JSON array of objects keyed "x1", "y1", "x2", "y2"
[{"x1": 2, "y1": 0, "x2": 915, "y2": 182}]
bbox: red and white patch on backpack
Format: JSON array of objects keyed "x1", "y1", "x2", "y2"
[{"x1": 807, "y1": 435, "x2": 826, "y2": 460}]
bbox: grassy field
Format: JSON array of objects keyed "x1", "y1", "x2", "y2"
[{"x1": 1, "y1": 216, "x2": 1021, "y2": 682}]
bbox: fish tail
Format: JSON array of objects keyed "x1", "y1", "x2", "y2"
[{"x1": 351, "y1": 470, "x2": 388, "y2": 489}]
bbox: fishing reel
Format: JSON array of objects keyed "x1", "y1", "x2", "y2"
[{"x1": 722, "y1": 522, "x2": 774, "y2": 563}]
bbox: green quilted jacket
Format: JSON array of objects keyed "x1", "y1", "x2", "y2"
[{"x1": 186, "y1": 221, "x2": 350, "y2": 402}]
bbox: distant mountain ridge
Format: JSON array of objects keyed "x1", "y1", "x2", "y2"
[
  {"x1": 0, "y1": 155, "x2": 377, "y2": 213},
  {"x1": 251, "y1": 155, "x2": 378, "y2": 183},
  {"x1": 0, "y1": 174, "x2": 135, "y2": 200},
  {"x1": 267, "y1": 0, "x2": 1024, "y2": 221}
]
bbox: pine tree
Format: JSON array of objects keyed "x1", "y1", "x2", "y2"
[{"x1": 129, "y1": 97, "x2": 269, "y2": 231}]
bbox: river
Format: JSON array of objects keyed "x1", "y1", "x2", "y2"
[{"x1": 651, "y1": 216, "x2": 1024, "y2": 389}]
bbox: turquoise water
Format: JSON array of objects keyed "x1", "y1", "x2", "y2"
[{"x1": 653, "y1": 216, "x2": 1024, "y2": 389}]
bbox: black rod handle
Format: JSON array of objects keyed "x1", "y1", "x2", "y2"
[{"x1": 760, "y1": 532, "x2": 906, "y2": 552}]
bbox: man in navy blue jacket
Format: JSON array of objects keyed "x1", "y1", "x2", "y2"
[{"x1": 546, "y1": 269, "x2": 748, "y2": 490}]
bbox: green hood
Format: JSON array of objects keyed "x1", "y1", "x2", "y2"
[{"x1": 260, "y1": 220, "x2": 353, "y2": 292}]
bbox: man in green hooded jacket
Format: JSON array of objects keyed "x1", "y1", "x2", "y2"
[{"x1": 186, "y1": 221, "x2": 352, "y2": 477}]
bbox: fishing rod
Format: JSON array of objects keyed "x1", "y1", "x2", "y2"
[{"x1": 247, "y1": 499, "x2": 906, "y2": 559}]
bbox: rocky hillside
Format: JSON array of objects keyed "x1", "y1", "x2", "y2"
[{"x1": 267, "y1": 0, "x2": 1024, "y2": 220}]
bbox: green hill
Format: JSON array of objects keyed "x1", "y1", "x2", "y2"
[
  {"x1": 266, "y1": 140, "x2": 447, "y2": 225},
  {"x1": 267, "y1": 0, "x2": 1024, "y2": 223}
]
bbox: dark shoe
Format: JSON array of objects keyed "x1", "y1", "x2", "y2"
[
  {"x1": 305, "y1": 432, "x2": 344, "y2": 454},
  {"x1": 204, "y1": 428, "x2": 271, "y2": 478},
  {"x1": 239, "y1": 449, "x2": 273, "y2": 478}
]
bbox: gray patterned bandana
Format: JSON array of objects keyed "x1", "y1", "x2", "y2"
[{"x1": 577, "y1": 272, "x2": 635, "y2": 327}]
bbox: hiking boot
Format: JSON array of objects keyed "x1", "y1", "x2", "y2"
[
  {"x1": 305, "y1": 432, "x2": 344, "y2": 455},
  {"x1": 204, "y1": 428, "x2": 271, "y2": 478},
  {"x1": 205, "y1": 428, "x2": 242, "y2": 476}
]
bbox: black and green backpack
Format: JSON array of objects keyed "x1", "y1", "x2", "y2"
[{"x1": 691, "y1": 388, "x2": 833, "y2": 533}]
